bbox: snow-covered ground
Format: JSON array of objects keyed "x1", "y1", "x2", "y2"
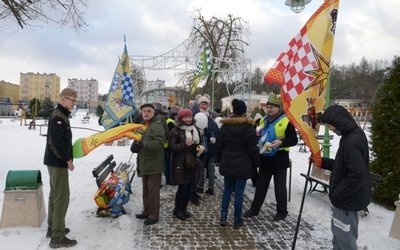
[{"x1": 0, "y1": 109, "x2": 399, "y2": 249}]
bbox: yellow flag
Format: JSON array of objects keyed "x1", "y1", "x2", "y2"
[{"x1": 265, "y1": 0, "x2": 340, "y2": 166}]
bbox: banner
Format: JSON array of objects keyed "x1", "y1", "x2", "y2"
[
  {"x1": 73, "y1": 123, "x2": 147, "y2": 158},
  {"x1": 264, "y1": 0, "x2": 340, "y2": 166},
  {"x1": 191, "y1": 43, "x2": 212, "y2": 94},
  {"x1": 101, "y1": 38, "x2": 136, "y2": 130}
]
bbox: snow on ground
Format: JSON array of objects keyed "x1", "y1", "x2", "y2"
[{"x1": 0, "y1": 110, "x2": 399, "y2": 249}]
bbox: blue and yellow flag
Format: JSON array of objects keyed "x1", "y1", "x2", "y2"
[
  {"x1": 191, "y1": 43, "x2": 212, "y2": 94},
  {"x1": 265, "y1": 0, "x2": 340, "y2": 167},
  {"x1": 101, "y1": 39, "x2": 136, "y2": 130}
]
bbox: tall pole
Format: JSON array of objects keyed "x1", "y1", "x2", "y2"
[
  {"x1": 322, "y1": 73, "x2": 331, "y2": 158},
  {"x1": 211, "y1": 71, "x2": 215, "y2": 110}
]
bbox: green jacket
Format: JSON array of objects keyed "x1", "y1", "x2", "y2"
[{"x1": 137, "y1": 115, "x2": 166, "y2": 176}]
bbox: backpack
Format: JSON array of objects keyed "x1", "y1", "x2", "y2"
[{"x1": 258, "y1": 115, "x2": 286, "y2": 157}]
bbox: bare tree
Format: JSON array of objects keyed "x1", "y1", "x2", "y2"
[
  {"x1": 0, "y1": 0, "x2": 88, "y2": 33},
  {"x1": 187, "y1": 10, "x2": 251, "y2": 95}
]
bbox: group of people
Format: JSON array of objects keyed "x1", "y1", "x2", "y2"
[{"x1": 44, "y1": 88, "x2": 371, "y2": 250}]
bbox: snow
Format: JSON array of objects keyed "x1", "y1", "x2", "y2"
[{"x1": 0, "y1": 110, "x2": 399, "y2": 250}]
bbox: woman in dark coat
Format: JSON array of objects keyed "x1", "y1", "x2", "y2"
[
  {"x1": 168, "y1": 108, "x2": 203, "y2": 220},
  {"x1": 216, "y1": 99, "x2": 260, "y2": 229}
]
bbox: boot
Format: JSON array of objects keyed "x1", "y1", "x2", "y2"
[
  {"x1": 219, "y1": 217, "x2": 227, "y2": 227},
  {"x1": 182, "y1": 200, "x2": 192, "y2": 218},
  {"x1": 190, "y1": 193, "x2": 200, "y2": 206},
  {"x1": 49, "y1": 236, "x2": 77, "y2": 248},
  {"x1": 174, "y1": 208, "x2": 186, "y2": 220}
]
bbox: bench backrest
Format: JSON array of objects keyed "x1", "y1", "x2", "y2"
[
  {"x1": 371, "y1": 172, "x2": 382, "y2": 191},
  {"x1": 92, "y1": 154, "x2": 116, "y2": 187}
]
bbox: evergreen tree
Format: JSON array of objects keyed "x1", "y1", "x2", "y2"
[
  {"x1": 28, "y1": 98, "x2": 41, "y2": 118},
  {"x1": 39, "y1": 98, "x2": 55, "y2": 119},
  {"x1": 370, "y1": 55, "x2": 400, "y2": 208},
  {"x1": 96, "y1": 105, "x2": 104, "y2": 116}
]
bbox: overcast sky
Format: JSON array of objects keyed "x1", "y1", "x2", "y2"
[{"x1": 0, "y1": 0, "x2": 399, "y2": 94}]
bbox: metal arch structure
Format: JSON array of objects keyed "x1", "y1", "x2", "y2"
[
  {"x1": 129, "y1": 39, "x2": 253, "y2": 107},
  {"x1": 130, "y1": 39, "x2": 200, "y2": 71}
]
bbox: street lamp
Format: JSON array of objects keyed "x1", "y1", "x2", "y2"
[{"x1": 284, "y1": 0, "x2": 312, "y2": 13}]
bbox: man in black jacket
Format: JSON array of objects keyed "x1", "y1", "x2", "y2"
[
  {"x1": 43, "y1": 88, "x2": 77, "y2": 248},
  {"x1": 319, "y1": 105, "x2": 371, "y2": 250}
]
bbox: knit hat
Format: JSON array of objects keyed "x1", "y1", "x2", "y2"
[
  {"x1": 232, "y1": 99, "x2": 246, "y2": 115},
  {"x1": 266, "y1": 93, "x2": 281, "y2": 108},
  {"x1": 177, "y1": 108, "x2": 193, "y2": 119},
  {"x1": 197, "y1": 95, "x2": 210, "y2": 104}
]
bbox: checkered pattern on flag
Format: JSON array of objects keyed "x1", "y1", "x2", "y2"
[
  {"x1": 122, "y1": 71, "x2": 134, "y2": 101},
  {"x1": 191, "y1": 43, "x2": 212, "y2": 94},
  {"x1": 264, "y1": 0, "x2": 340, "y2": 166},
  {"x1": 101, "y1": 41, "x2": 136, "y2": 130}
]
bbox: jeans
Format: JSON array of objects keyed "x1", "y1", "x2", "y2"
[
  {"x1": 197, "y1": 155, "x2": 215, "y2": 190},
  {"x1": 221, "y1": 176, "x2": 247, "y2": 222}
]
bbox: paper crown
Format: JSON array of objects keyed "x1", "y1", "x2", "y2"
[{"x1": 267, "y1": 93, "x2": 281, "y2": 107}]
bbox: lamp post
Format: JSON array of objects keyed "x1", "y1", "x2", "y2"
[
  {"x1": 284, "y1": 0, "x2": 312, "y2": 13},
  {"x1": 322, "y1": 74, "x2": 331, "y2": 158}
]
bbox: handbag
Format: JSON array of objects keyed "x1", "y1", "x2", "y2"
[{"x1": 185, "y1": 151, "x2": 202, "y2": 170}]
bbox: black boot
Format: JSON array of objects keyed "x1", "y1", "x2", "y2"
[
  {"x1": 190, "y1": 193, "x2": 200, "y2": 206},
  {"x1": 182, "y1": 199, "x2": 192, "y2": 218},
  {"x1": 174, "y1": 208, "x2": 186, "y2": 220}
]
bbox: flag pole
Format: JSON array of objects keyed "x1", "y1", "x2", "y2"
[
  {"x1": 322, "y1": 73, "x2": 332, "y2": 158},
  {"x1": 292, "y1": 160, "x2": 313, "y2": 249},
  {"x1": 211, "y1": 71, "x2": 215, "y2": 110}
]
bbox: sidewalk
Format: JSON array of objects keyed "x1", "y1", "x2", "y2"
[{"x1": 134, "y1": 172, "x2": 331, "y2": 249}]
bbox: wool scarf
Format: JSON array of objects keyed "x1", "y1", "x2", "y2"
[{"x1": 180, "y1": 125, "x2": 200, "y2": 144}]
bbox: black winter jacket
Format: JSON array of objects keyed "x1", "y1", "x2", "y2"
[
  {"x1": 216, "y1": 116, "x2": 260, "y2": 179},
  {"x1": 320, "y1": 105, "x2": 371, "y2": 211},
  {"x1": 43, "y1": 104, "x2": 72, "y2": 168}
]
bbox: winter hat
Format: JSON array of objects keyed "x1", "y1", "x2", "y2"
[
  {"x1": 267, "y1": 93, "x2": 281, "y2": 108},
  {"x1": 153, "y1": 103, "x2": 163, "y2": 112},
  {"x1": 197, "y1": 94, "x2": 210, "y2": 104},
  {"x1": 177, "y1": 108, "x2": 193, "y2": 119},
  {"x1": 169, "y1": 106, "x2": 179, "y2": 114},
  {"x1": 140, "y1": 103, "x2": 155, "y2": 110},
  {"x1": 210, "y1": 111, "x2": 218, "y2": 118},
  {"x1": 254, "y1": 113, "x2": 263, "y2": 122},
  {"x1": 232, "y1": 99, "x2": 246, "y2": 115}
]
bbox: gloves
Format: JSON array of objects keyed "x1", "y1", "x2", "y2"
[
  {"x1": 196, "y1": 145, "x2": 205, "y2": 157},
  {"x1": 210, "y1": 137, "x2": 216, "y2": 144},
  {"x1": 130, "y1": 140, "x2": 144, "y2": 153}
]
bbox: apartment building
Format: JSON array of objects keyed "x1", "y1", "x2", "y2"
[
  {"x1": 0, "y1": 80, "x2": 20, "y2": 103},
  {"x1": 20, "y1": 72, "x2": 60, "y2": 103},
  {"x1": 67, "y1": 78, "x2": 99, "y2": 102}
]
